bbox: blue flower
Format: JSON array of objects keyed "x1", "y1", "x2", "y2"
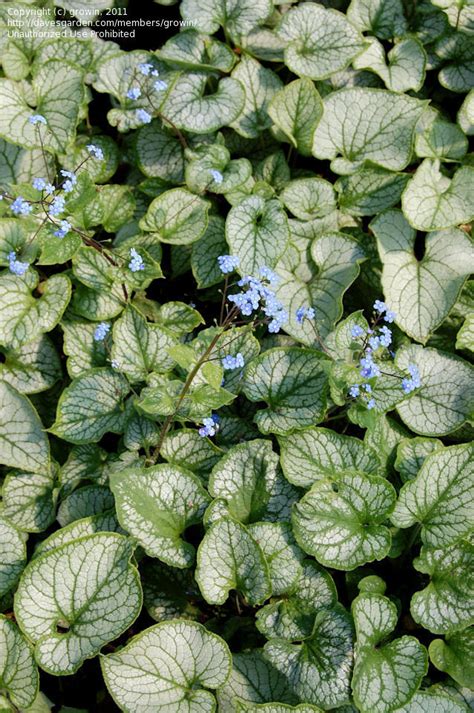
[
  {"x1": 198, "y1": 415, "x2": 219, "y2": 438},
  {"x1": 44, "y1": 182, "x2": 55, "y2": 195},
  {"x1": 110, "y1": 359, "x2": 120, "y2": 369},
  {"x1": 384, "y1": 310, "x2": 396, "y2": 323},
  {"x1": 217, "y1": 254, "x2": 239, "y2": 274},
  {"x1": 60, "y1": 170, "x2": 77, "y2": 193},
  {"x1": 222, "y1": 353, "x2": 245, "y2": 370},
  {"x1": 259, "y1": 265, "x2": 280, "y2": 285},
  {"x1": 127, "y1": 86, "x2": 141, "y2": 100},
  {"x1": 28, "y1": 114, "x2": 47, "y2": 125},
  {"x1": 48, "y1": 195, "x2": 65, "y2": 217},
  {"x1": 362, "y1": 383, "x2": 372, "y2": 393},
  {"x1": 129, "y1": 248, "x2": 145, "y2": 272},
  {"x1": 151, "y1": 69, "x2": 160, "y2": 77},
  {"x1": 367, "y1": 398, "x2": 376, "y2": 410},
  {"x1": 138, "y1": 62, "x2": 153, "y2": 75},
  {"x1": 228, "y1": 291, "x2": 257, "y2": 316},
  {"x1": 154, "y1": 79, "x2": 168, "y2": 91},
  {"x1": 296, "y1": 306, "x2": 315, "y2": 324},
  {"x1": 8, "y1": 251, "x2": 29, "y2": 276},
  {"x1": 374, "y1": 300, "x2": 386, "y2": 314},
  {"x1": 351, "y1": 325, "x2": 365, "y2": 338},
  {"x1": 268, "y1": 309, "x2": 288, "y2": 333},
  {"x1": 136, "y1": 109, "x2": 152, "y2": 124},
  {"x1": 86, "y1": 144, "x2": 104, "y2": 161},
  {"x1": 379, "y1": 326, "x2": 392, "y2": 347},
  {"x1": 349, "y1": 384, "x2": 360, "y2": 397},
  {"x1": 369, "y1": 335, "x2": 380, "y2": 350},
  {"x1": 93, "y1": 322, "x2": 110, "y2": 341},
  {"x1": 10, "y1": 196, "x2": 32, "y2": 216},
  {"x1": 54, "y1": 220, "x2": 71, "y2": 238},
  {"x1": 360, "y1": 354, "x2": 380, "y2": 378},
  {"x1": 210, "y1": 169, "x2": 223, "y2": 185},
  {"x1": 32, "y1": 177, "x2": 46, "y2": 191},
  {"x1": 402, "y1": 364, "x2": 421, "y2": 393}
]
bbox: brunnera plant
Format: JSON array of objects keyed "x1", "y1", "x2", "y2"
[{"x1": 0, "y1": 0, "x2": 473, "y2": 711}]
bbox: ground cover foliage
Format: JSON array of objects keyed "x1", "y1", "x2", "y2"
[{"x1": 0, "y1": 0, "x2": 473, "y2": 710}]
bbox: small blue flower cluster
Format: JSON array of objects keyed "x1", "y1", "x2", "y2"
[
  {"x1": 54, "y1": 219, "x2": 71, "y2": 238},
  {"x1": 129, "y1": 248, "x2": 145, "y2": 272},
  {"x1": 210, "y1": 169, "x2": 223, "y2": 185},
  {"x1": 60, "y1": 170, "x2": 77, "y2": 193},
  {"x1": 348, "y1": 300, "x2": 421, "y2": 410},
  {"x1": 8, "y1": 251, "x2": 29, "y2": 276},
  {"x1": 198, "y1": 414, "x2": 219, "y2": 438},
  {"x1": 86, "y1": 144, "x2": 104, "y2": 161},
  {"x1": 94, "y1": 321, "x2": 110, "y2": 341},
  {"x1": 48, "y1": 195, "x2": 65, "y2": 218},
  {"x1": 32, "y1": 178, "x2": 54, "y2": 194},
  {"x1": 222, "y1": 353, "x2": 244, "y2": 370},
  {"x1": 374, "y1": 299, "x2": 396, "y2": 323},
  {"x1": 217, "y1": 254, "x2": 239, "y2": 274},
  {"x1": 349, "y1": 383, "x2": 375, "y2": 410},
  {"x1": 28, "y1": 114, "x2": 47, "y2": 126},
  {"x1": 402, "y1": 364, "x2": 421, "y2": 394},
  {"x1": 296, "y1": 306, "x2": 315, "y2": 324},
  {"x1": 10, "y1": 196, "x2": 32, "y2": 216},
  {"x1": 219, "y1": 258, "x2": 288, "y2": 334},
  {"x1": 127, "y1": 63, "x2": 169, "y2": 126}
]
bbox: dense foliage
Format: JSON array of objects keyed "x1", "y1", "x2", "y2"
[{"x1": 0, "y1": 0, "x2": 473, "y2": 711}]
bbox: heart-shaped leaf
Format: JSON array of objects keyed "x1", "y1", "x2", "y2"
[
  {"x1": 256, "y1": 559, "x2": 337, "y2": 641},
  {"x1": 110, "y1": 307, "x2": 175, "y2": 382},
  {"x1": 411, "y1": 541, "x2": 474, "y2": 634},
  {"x1": 278, "y1": 3, "x2": 366, "y2": 80},
  {"x1": 312, "y1": 88, "x2": 426, "y2": 174},
  {"x1": 226, "y1": 195, "x2": 290, "y2": 275},
  {"x1": 391, "y1": 443, "x2": 473, "y2": 548},
  {"x1": 110, "y1": 464, "x2": 211, "y2": 568},
  {"x1": 50, "y1": 368, "x2": 129, "y2": 444},
  {"x1": 268, "y1": 79, "x2": 323, "y2": 156},
  {"x1": 347, "y1": 0, "x2": 407, "y2": 39},
  {"x1": 0, "y1": 271, "x2": 71, "y2": 350},
  {"x1": 275, "y1": 232, "x2": 365, "y2": 342},
  {"x1": 429, "y1": 628, "x2": 474, "y2": 689},
  {"x1": 292, "y1": 471, "x2": 396, "y2": 570},
  {"x1": 0, "y1": 516, "x2": 27, "y2": 599},
  {"x1": 196, "y1": 517, "x2": 271, "y2": 605},
  {"x1": 0, "y1": 335, "x2": 62, "y2": 394},
  {"x1": 0, "y1": 60, "x2": 85, "y2": 153},
  {"x1": 336, "y1": 167, "x2": 410, "y2": 217},
  {"x1": 139, "y1": 187, "x2": 209, "y2": 245},
  {"x1": 230, "y1": 56, "x2": 282, "y2": 138},
  {"x1": 371, "y1": 209, "x2": 474, "y2": 343},
  {"x1": 247, "y1": 522, "x2": 304, "y2": 596},
  {"x1": 3, "y1": 469, "x2": 56, "y2": 533},
  {"x1": 0, "y1": 382, "x2": 49, "y2": 473},
  {"x1": 217, "y1": 650, "x2": 300, "y2": 711},
  {"x1": 264, "y1": 605, "x2": 354, "y2": 709},
  {"x1": 208, "y1": 439, "x2": 297, "y2": 524},
  {"x1": 353, "y1": 37, "x2": 426, "y2": 92},
  {"x1": 0, "y1": 616, "x2": 38, "y2": 710},
  {"x1": 393, "y1": 690, "x2": 471, "y2": 712},
  {"x1": 101, "y1": 620, "x2": 231, "y2": 713},
  {"x1": 351, "y1": 591, "x2": 427, "y2": 713},
  {"x1": 395, "y1": 345, "x2": 474, "y2": 436},
  {"x1": 280, "y1": 178, "x2": 336, "y2": 221},
  {"x1": 394, "y1": 437, "x2": 443, "y2": 483},
  {"x1": 14, "y1": 533, "x2": 142, "y2": 675},
  {"x1": 401, "y1": 160, "x2": 474, "y2": 231},
  {"x1": 180, "y1": 0, "x2": 273, "y2": 40},
  {"x1": 162, "y1": 71, "x2": 245, "y2": 133},
  {"x1": 243, "y1": 348, "x2": 329, "y2": 435},
  {"x1": 279, "y1": 427, "x2": 381, "y2": 488}
]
